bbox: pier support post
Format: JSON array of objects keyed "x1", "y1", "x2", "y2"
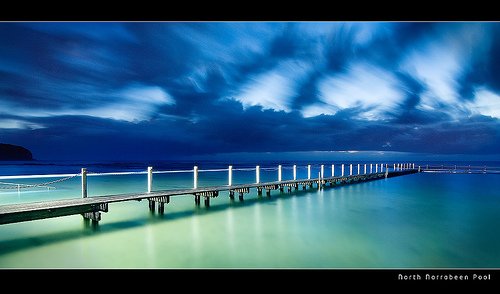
[
  {"x1": 370, "y1": 164, "x2": 373, "y2": 174},
  {"x1": 158, "y1": 202, "x2": 165, "y2": 214},
  {"x1": 341, "y1": 164, "x2": 345, "y2": 176},
  {"x1": 204, "y1": 197, "x2": 210, "y2": 207},
  {"x1": 194, "y1": 195, "x2": 201, "y2": 206},
  {"x1": 228, "y1": 165, "x2": 233, "y2": 186},
  {"x1": 147, "y1": 166, "x2": 153, "y2": 193},
  {"x1": 375, "y1": 164, "x2": 378, "y2": 173},
  {"x1": 229, "y1": 191, "x2": 235, "y2": 200},
  {"x1": 193, "y1": 166, "x2": 198, "y2": 189},
  {"x1": 331, "y1": 164, "x2": 335, "y2": 177},
  {"x1": 293, "y1": 165, "x2": 297, "y2": 180},
  {"x1": 393, "y1": 163, "x2": 396, "y2": 171},
  {"x1": 380, "y1": 164, "x2": 384, "y2": 172},
  {"x1": 81, "y1": 168, "x2": 87, "y2": 198},
  {"x1": 278, "y1": 165, "x2": 282, "y2": 182},
  {"x1": 256, "y1": 165, "x2": 260, "y2": 184},
  {"x1": 349, "y1": 164, "x2": 353, "y2": 176},
  {"x1": 364, "y1": 164, "x2": 367, "y2": 174},
  {"x1": 257, "y1": 188, "x2": 263, "y2": 196},
  {"x1": 357, "y1": 164, "x2": 360, "y2": 175},
  {"x1": 418, "y1": 166, "x2": 421, "y2": 172},
  {"x1": 412, "y1": 163, "x2": 415, "y2": 169},
  {"x1": 148, "y1": 199, "x2": 155, "y2": 212},
  {"x1": 307, "y1": 165, "x2": 311, "y2": 179}
]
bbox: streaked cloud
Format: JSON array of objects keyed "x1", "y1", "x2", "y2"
[
  {"x1": 470, "y1": 88, "x2": 500, "y2": 119},
  {"x1": 0, "y1": 22, "x2": 499, "y2": 159},
  {"x1": 0, "y1": 119, "x2": 45, "y2": 130},
  {"x1": 230, "y1": 60, "x2": 311, "y2": 112},
  {"x1": 316, "y1": 63, "x2": 402, "y2": 120}
]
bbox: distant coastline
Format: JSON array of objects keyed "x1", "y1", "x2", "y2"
[{"x1": 0, "y1": 143, "x2": 33, "y2": 161}]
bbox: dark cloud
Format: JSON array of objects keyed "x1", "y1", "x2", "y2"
[{"x1": 0, "y1": 22, "x2": 499, "y2": 160}]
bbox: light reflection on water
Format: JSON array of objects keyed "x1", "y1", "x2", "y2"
[{"x1": 0, "y1": 172, "x2": 499, "y2": 268}]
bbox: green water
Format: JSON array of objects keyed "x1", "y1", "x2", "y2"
[{"x1": 0, "y1": 172, "x2": 499, "y2": 268}]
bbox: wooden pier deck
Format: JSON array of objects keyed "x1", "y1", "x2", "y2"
[{"x1": 0, "y1": 169, "x2": 417, "y2": 226}]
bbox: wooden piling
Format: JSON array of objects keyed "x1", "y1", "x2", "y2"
[
  {"x1": 278, "y1": 165, "x2": 282, "y2": 182},
  {"x1": 147, "y1": 166, "x2": 153, "y2": 193},
  {"x1": 193, "y1": 166, "x2": 198, "y2": 189},
  {"x1": 256, "y1": 165, "x2": 260, "y2": 184},
  {"x1": 81, "y1": 168, "x2": 87, "y2": 198}
]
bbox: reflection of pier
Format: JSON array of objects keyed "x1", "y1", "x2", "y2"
[{"x1": 0, "y1": 163, "x2": 418, "y2": 226}]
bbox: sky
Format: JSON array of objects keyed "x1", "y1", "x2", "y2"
[{"x1": 0, "y1": 22, "x2": 499, "y2": 161}]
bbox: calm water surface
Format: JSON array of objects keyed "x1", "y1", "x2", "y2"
[{"x1": 0, "y1": 164, "x2": 499, "y2": 268}]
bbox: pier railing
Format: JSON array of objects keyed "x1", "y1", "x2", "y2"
[
  {"x1": 421, "y1": 165, "x2": 500, "y2": 174},
  {"x1": 0, "y1": 162, "x2": 416, "y2": 195}
]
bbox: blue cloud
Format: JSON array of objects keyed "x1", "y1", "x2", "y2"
[{"x1": 0, "y1": 22, "x2": 499, "y2": 160}]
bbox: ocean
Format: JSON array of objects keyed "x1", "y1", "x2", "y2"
[{"x1": 0, "y1": 160, "x2": 499, "y2": 268}]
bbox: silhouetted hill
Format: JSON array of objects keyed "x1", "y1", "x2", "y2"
[{"x1": 0, "y1": 143, "x2": 33, "y2": 161}]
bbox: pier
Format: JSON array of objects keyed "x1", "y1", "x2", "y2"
[
  {"x1": 0, "y1": 163, "x2": 419, "y2": 226},
  {"x1": 420, "y1": 165, "x2": 500, "y2": 174}
]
